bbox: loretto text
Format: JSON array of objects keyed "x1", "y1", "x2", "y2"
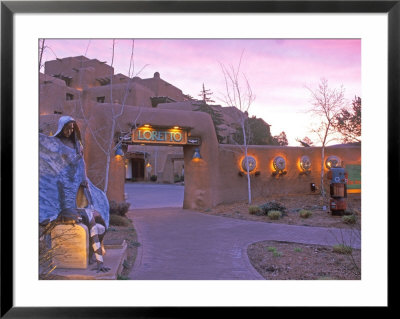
[{"x1": 136, "y1": 129, "x2": 184, "y2": 143}]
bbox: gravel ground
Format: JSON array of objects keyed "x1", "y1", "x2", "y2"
[
  {"x1": 200, "y1": 193, "x2": 361, "y2": 229},
  {"x1": 247, "y1": 240, "x2": 361, "y2": 280}
]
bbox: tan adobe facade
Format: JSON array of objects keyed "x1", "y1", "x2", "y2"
[{"x1": 39, "y1": 56, "x2": 361, "y2": 209}]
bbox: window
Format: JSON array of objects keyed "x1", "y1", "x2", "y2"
[
  {"x1": 66, "y1": 93, "x2": 74, "y2": 101},
  {"x1": 97, "y1": 96, "x2": 105, "y2": 103}
]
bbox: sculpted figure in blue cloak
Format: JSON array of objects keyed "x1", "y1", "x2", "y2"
[{"x1": 39, "y1": 116, "x2": 110, "y2": 272}]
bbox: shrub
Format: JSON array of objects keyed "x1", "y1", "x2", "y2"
[
  {"x1": 174, "y1": 174, "x2": 181, "y2": 183},
  {"x1": 109, "y1": 214, "x2": 131, "y2": 227},
  {"x1": 267, "y1": 210, "x2": 282, "y2": 220},
  {"x1": 342, "y1": 214, "x2": 357, "y2": 224},
  {"x1": 109, "y1": 200, "x2": 131, "y2": 217},
  {"x1": 273, "y1": 251, "x2": 282, "y2": 257},
  {"x1": 333, "y1": 244, "x2": 353, "y2": 255},
  {"x1": 248, "y1": 205, "x2": 262, "y2": 215},
  {"x1": 259, "y1": 201, "x2": 286, "y2": 215},
  {"x1": 266, "y1": 246, "x2": 281, "y2": 256},
  {"x1": 150, "y1": 175, "x2": 157, "y2": 182},
  {"x1": 299, "y1": 209, "x2": 312, "y2": 219}
]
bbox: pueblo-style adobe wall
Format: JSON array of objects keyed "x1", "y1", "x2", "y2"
[
  {"x1": 40, "y1": 56, "x2": 361, "y2": 210},
  {"x1": 216, "y1": 144, "x2": 360, "y2": 204},
  {"x1": 40, "y1": 104, "x2": 361, "y2": 210}
]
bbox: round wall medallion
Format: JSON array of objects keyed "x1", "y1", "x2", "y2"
[
  {"x1": 273, "y1": 156, "x2": 286, "y2": 171},
  {"x1": 300, "y1": 155, "x2": 311, "y2": 171},
  {"x1": 241, "y1": 156, "x2": 256, "y2": 172},
  {"x1": 325, "y1": 155, "x2": 341, "y2": 169}
]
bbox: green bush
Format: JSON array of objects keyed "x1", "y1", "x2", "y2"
[
  {"x1": 342, "y1": 214, "x2": 357, "y2": 224},
  {"x1": 333, "y1": 244, "x2": 353, "y2": 255},
  {"x1": 109, "y1": 200, "x2": 131, "y2": 217},
  {"x1": 150, "y1": 175, "x2": 157, "y2": 182},
  {"x1": 273, "y1": 251, "x2": 282, "y2": 257},
  {"x1": 248, "y1": 205, "x2": 262, "y2": 215},
  {"x1": 109, "y1": 214, "x2": 131, "y2": 227},
  {"x1": 267, "y1": 210, "x2": 282, "y2": 220},
  {"x1": 266, "y1": 246, "x2": 281, "y2": 257},
  {"x1": 299, "y1": 209, "x2": 312, "y2": 219},
  {"x1": 259, "y1": 201, "x2": 286, "y2": 215}
]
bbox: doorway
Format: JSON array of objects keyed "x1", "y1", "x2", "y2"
[{"x1": 131, "y1": 158, "x2": 145, "y2": 181}]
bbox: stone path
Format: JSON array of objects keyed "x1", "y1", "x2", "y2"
[{"x1": 128, "y1": 207, "x2": 360, "y2": 280}]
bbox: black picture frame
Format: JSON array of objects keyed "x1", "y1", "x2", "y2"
[{"x1": 1, "y1": 1, "x2": 395, "y2": 317}]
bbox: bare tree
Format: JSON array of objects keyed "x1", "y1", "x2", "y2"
[
  {"x1": 220, "y1": 52, "x2": 256, "y2": 204},
  {"x1": 39, "y1": 39, "x2": 46, "y2": 71},
  {"x1": 71, "y1": 39, "x2": 147, "y2": 194},
  {"x1": 306, "y1": 78, "x2": 345, "y2": 199}
]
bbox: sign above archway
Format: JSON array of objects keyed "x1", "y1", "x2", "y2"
[{"x1": 132, "y1": 125, "x2": 201, "y2": 146}]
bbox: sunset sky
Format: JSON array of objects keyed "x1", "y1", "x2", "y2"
[{"x1": 40, "y1": 39, "x2": 361, "y2": 146}]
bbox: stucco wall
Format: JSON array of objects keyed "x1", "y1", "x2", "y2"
[
  {"x1": 139, "y1": 73, "x2": 186, "y2": 102},
  {"x1": 44, "y1": 56, "x2": 114, "y2": 89},
  {"x1": 85, "y1": 82, "x2": 154, "y2": 107},
  {"x1": 40, "y1": 107, "x2": 361, "y2": 210},
  {"x1": 215, "y1": 144, "x2": 361, "y2": 205},
  {"x1": 39, "y1": 78, "x2": 82, "y2": 115}
]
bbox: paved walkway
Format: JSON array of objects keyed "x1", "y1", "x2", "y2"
[
  {"x1": 128, "y1": 207, "x2": 361, "y2": 280},
  {"x1": 125, "y1": 182, "x2": 184, "y2": 209}
]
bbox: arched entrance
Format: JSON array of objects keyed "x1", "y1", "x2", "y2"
[{"x1": 84, "y1": 105, "x2": 220, "y2": 210}]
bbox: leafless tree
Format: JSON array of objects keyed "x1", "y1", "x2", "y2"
[
  {"x1": 306, "y1": 78, "x2": 345, "y2": 199},
  {"x1": 220, "y1": 51, "x2": 256, "y2": 204},
  {"x1": 73, "y1": 39, "x2": 147, "y2": 193}
]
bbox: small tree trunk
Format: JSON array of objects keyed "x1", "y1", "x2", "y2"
[
  {"x1": 242, "y1": 122, "x2": 252, "y2": 204},
  {"x1": 320, "y1": 146, "x2": 325, "y2": 199},
  {"x1": 103, "y1": 118, "x2": 117, "y2": 194}
]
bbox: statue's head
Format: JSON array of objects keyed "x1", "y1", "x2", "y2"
[{"x1": 54, "y1": 116, "x2": 82, "y2": 143}]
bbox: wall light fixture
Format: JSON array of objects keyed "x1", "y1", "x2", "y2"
[
  {"x1": 272, "y1": 156, "x2": 287, "y2": 176},
  {"x1": 325, "y1": 155, "x2": 341, "y2": 169},
  {"x1": 115, "y1": 145, "x2": 124, "y2": 157},
  {"x1": 192, "y1": 148, "x2": 201, "y2": 160},
  {"x1": 299, "y1": 155, "x2": 311, "y2": 175},
  {"x1": 241, "y1": 156, "x2": 256, "y2": 173}
]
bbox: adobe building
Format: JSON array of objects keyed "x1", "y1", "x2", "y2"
[{"x1": 39, "y1": 56, "x2": 361, "y2": 210}]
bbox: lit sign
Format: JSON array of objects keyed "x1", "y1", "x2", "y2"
[{"x1": 132, "y1": 127, "x2": 188, "y2": 145}]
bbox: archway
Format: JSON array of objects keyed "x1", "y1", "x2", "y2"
[{"x1": 83, "y1": 104, "x2": 220, "y2": 210}]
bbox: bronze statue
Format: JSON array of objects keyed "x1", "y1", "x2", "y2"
[{"x1": 40, "y1": 116, "x2": 110, "y2": 273}]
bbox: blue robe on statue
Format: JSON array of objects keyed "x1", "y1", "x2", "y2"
[{"x1": 39, "y1": 116, "x2": 109, "y2": 228}]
